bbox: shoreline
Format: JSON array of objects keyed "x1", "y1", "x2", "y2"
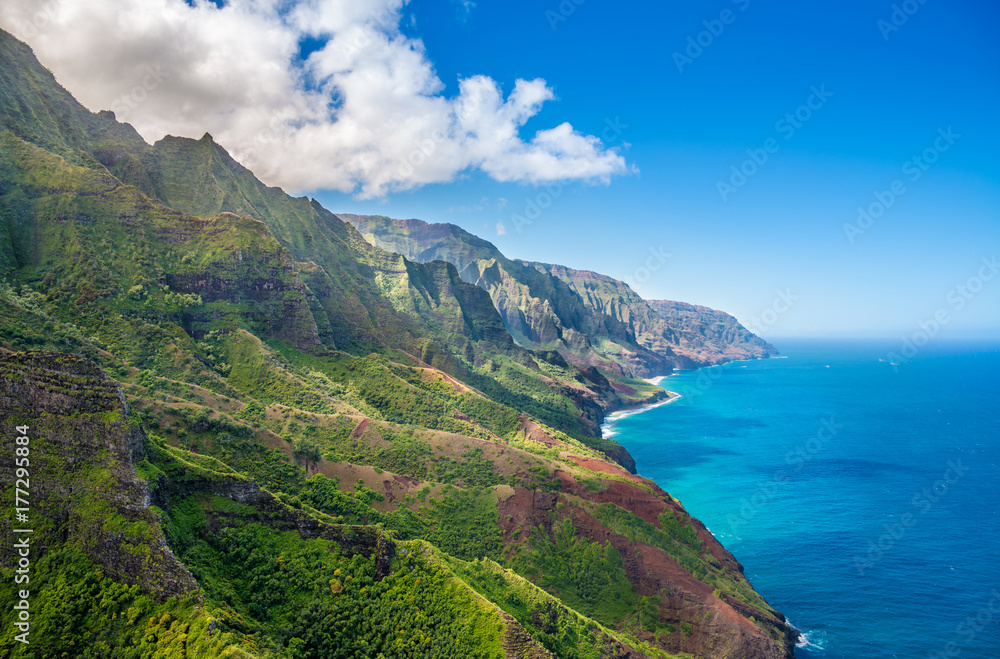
[
  {"x1": 601, "y1": 353, "x2": 803, "y2": 654},
  {"x1": 602, "y1": 381, "x2": 681, "y2": 438},
  {"x1": 605, "y1": 353, "x2": 772, "y2": 440}
]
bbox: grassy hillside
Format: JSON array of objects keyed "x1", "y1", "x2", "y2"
[{"x1": 0, "y1": 28, "x2": 795, "y2": 659}]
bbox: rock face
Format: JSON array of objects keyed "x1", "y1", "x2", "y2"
[
  {"x1": 149, "y1": 451, "x2": 397, "y2": 580},
  {"x1": 0, "y1": 351, "x2": 198, "y2": 600},
  {"x1": 339, "y1": 214, "x2": 671, "y2": 377},
  {"x1": 341, "y1": 214, "x2": 777, "y2": 377},
  {"x1": 647, "y1": 300, "x2": 778, "y2": 365},
  {"x1": 496, "y1": 457, "x2": 797, "y2": 659}
]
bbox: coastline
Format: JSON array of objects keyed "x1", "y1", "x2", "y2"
[
  {"x1": 602, "y1": 379, "x2": 680, "y2": 439},
  {"x1": 604, "y1": 353, "x2": 774, "y2": 440},
  {"x1": 605, "y1": 359, "x2": 803, "y2": 655}
]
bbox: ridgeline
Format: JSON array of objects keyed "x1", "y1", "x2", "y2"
[{"x1": 0, "y1": 28, "x2": 793, "y2": 659}]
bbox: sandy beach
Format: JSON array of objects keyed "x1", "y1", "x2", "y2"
[{"x1": 602, "y1": 390, "x2": 681, "y2": 438}]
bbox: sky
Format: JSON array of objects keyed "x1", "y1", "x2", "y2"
[{"x1": 1, "y1": 0, "x2": 998, "y2": 339}]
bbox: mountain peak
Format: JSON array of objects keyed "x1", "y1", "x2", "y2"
[{"x1": 0, "y1": 27, "x2": 794, "y2": 658}]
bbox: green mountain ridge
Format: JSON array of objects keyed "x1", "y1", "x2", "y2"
[
  {"x1": 0, "y1": 29, "x2": 796, "y2": 659},
  {"x1": 338, "y1": 214, "x2": 777, "y2": 376}
]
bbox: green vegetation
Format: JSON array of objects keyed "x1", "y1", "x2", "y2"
[
  {"x1": 514, "y1": 519, "x2": 638, "y2": 624},
  {"x1": 451, "y1": 558, "x2": 683, "y2": 659},
  {"x1": 423, "y1": 486, "x2": 505, "y2": 562},
  {"x1": 299, "y1": 475, "x2": 384, "y2": 524},
  {"x1": 186, "y1": 523, "x2": 505, "y2": 659},
  {"x1": 0, "y1": 546, "x2": 247, "y2": 658},
  {"x1": 431, "y1": 447, "x2": 505, "y2": 487},
  {"x1": 342, "y1": 214, "x2": 776, "y2": 380},
  {"x1": 591, "y1": 503, "x2": 774, "y2": 615},
  {"x1": 139, "y1": 448, "x2": 512, "y2": 659},
  {"x1": 0, "y1": 27, "x2": 794, "y2": 659}
]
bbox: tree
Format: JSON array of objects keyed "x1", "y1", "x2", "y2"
[{"x1": 293, "y1": 437, "x2": 321, "y2": 474}]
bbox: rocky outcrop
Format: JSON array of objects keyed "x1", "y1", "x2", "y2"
[
  {"x1": 498, "y1": 469, "x2": 796, "y2": 659},
  {"x1": 500, "y1": 611, "x2": 556, "y2": 659},
  {"x1": 151, "y1": 453, "x2": 397, "y2": 580},
  {"x1": 341, "y1": 214, "x2": 675, "y2": 378},
  {"x1": 341, "y1": 214, "x2": 777, "y2": 377},
  {"x1": 0, "y1": 27, "x2": 795, "y2": 659},
  {"x1": 647, "y1": 300, "x2": 778, "y2": 365},
  {"x1": 0, "y1": 350, "x2": 198, "y2": 600}
]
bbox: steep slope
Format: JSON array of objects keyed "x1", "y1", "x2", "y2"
[
  {"x1": 0, "y1": 351, "x2": 238, "y2": 656},
  {"x1": 0, "y1": 26, "x2": 158, "y2": 193},
  {"x1": 647, "y1": 300, "x2": 778, "y2": 365},
  {"x1": 341, "y1": 214, "x2": 776, "y2": 375},
  {"x1": 340, "y1": 215, "x2": 676, "y2": 377},
  {"x1": 129, "y1": 133, "x2": 665, "y2": 440},
  {"x1": 0, "y1": 28, "x2": 667, "y2": 445},
  {"x1": 0, "y1": 29, "x2": 796, "y2": 659},
  {"x1": 0, "y1": 351, "x2": 602, "y2": 658},
  {"x1": 522, "y1": 264, "x2": 779, "y2": 367},
  {"x1": 520, "y1": 261, "x2": 695, "y2": 369},
  {"x1": 0, "y1": 344, "x2": 796, "y2": 658}
]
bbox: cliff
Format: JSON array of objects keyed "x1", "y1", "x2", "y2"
[
  {"x1": 0, "y1": 351, "x2": 560, "y2": 657},
  {"x1": 0, "y1": 351, "x2": 197, "y2": 599},
  {"x1": 646, "y1": 300, "x2": 778, "y2": 365},
  {"x1": 0, "y1": 351, "x2": 795, "y2": 657},
  {"x1": 340, "y1": 214, "x2": 777, "y2": 377},
  {"x1": 0, "y1": 27, "x2": 795, "y2": 658}
]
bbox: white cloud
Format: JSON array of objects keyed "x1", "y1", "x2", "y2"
[{"x1": 0, "y1": 0, "x2": 631, "y2": 198}]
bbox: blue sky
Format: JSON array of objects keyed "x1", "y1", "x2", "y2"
[
  {"x1": 313, "y1": 0, "x2": 1000, "y2": 338},
  {"x1": 2, "y1": 0, "x2": 997, "y2": 339}
]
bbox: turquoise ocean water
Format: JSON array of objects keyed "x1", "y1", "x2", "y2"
[{"x1": 603, "y1": 339, "x2": 1000, "y2": 658}]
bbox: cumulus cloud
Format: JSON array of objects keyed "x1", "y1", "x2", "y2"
[{"x1": 0, "y1": 0, "x2": 631, "y2": 197}]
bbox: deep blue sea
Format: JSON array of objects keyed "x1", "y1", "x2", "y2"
[{"x1": 604, "y1": 339, "x2": 1000, "y2": 659}]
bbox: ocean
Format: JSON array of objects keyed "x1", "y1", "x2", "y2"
[{"x1": 603, "y1": 339, "x2": 1000, "y2": 659}]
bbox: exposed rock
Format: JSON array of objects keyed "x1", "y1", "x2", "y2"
[
  {"x1": 647, "y1": 300, "x2": 778, "y2": 365},
  {"x1": 340, "y1": 214, "x2": 778, "y2": 378},
  {"x1": 0, "y1": 350, "x2": 198, "y2": 601}
]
